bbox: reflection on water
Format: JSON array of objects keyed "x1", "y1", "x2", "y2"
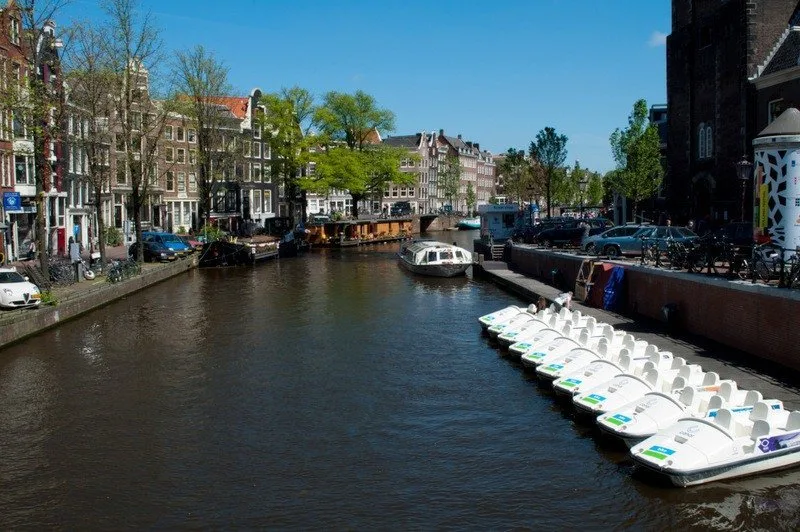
[{"x1": 0, "y1": 229, "x2": 798, "y2": 528}]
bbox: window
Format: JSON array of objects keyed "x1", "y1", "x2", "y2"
[
  {"x1": 166, "y1": 170, "x2": 174, "y2": 191},
  {"x1": 116, "y1": 134, "x2": 125, "y2": 152},
  {"x1": 177, "y1": 172, "x2": 186, "y2": 193},
  {"x1": 254, "y1": 125, "x2": 261, "y2": 139},
  {"x1": 253, "y1": 163, "x2": 261, "y2": 182},
  {"x1": 188, "y1": 128, "x2": 196, "y2": 142},
  {"x1": 177, "y1": 148, "x2": 185, "y2": 163},
  {"x1": 176, "y1": 127, "x2": 184, "y2": 141},
  {"x1": 698, "y1": 124, "x2": 707, "y2": 159},
  {"x1": 116, "y1": 161, "x2": 126, "y2": 184},
  {"x1": 165, "y1": 147, "x2": 174, "y2": 162},
  {"x1": 15, "y1": 155, "x2": 32, "y2": 184},
  {"x1": 705, "y1": 126, "x2": 712, "y2": 158},
  {"x1": 10, "y1": 18, "x2": 19, "y2": 45},
  {"x1": 131, "y1": 111, "x2": 142, "y2": 130},
  {"x1": 165, "y1": 125, "x2": 173, "y2": 140},
  {"x1": 189, "y1": 173, "x2": 197, "y2": 192},
  {"x1": 253, "y1": 142, "x2": 261, "y2": 158},
  {"x1": 253, "y1": 190, "x2": 262, "y2": 213},
  {"x1": 244, "y1": 141, "x2": 251, "y2": 157},
  {"x1": 189, "y1": 150, "x2": 196, "y2": 164},
  {"x1": 264, "y1": 190, "x2": 272, "y2": 213},
  {"x1": 768, "y1": 99, "x2": 785, "y2": 124}
]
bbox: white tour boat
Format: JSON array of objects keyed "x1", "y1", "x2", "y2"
[{"x1": 398, "y1": 240, "x2": 473, "y2": 277}]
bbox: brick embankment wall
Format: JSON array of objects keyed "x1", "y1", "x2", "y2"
[
  {"x1": 0, "y1": 258, "x2": 196, "y2": 350},
  {"x1": 509, "y1": 246, "x2": 800, "y2": 371}
]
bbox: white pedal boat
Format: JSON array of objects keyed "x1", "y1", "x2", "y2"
[
  {"x1": 534, "y1": 327, "x2": 625, "y2": 382},
  {"x1": 519, "y1": 326, "x2": 584, "y2": 370},
  {"x1": 486, "y1": 308, "x2": 540, "y2": 338},
  {"x1": 573, "y1": 356, "x2": 701, "y2": 417},
  {"x1": 597, "y1": 380, "x2": 785, "y2": 448},
  {"x1": 551, "y1": 343, "x2": 660, "y2": 397},
  {"x1": 631, "y1": 402, "x2": 800, "y2": 487},
  {"x1": 507, "y1": 327, "x2": 565, "y2": 361},
  {"x1": 478, "y1": 305, "x2": 527, "y2": 331},
  {"x1": 499, "y1": 310, "x2": 591, "y2": 349}
]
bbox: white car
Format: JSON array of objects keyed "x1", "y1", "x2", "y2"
[{"x1": 0, "y1": 267, "x2": 42, "y2": 309}]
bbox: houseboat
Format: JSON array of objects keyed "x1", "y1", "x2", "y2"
[{"x1": 306, "y1": 217, "x2": 414, "y2": 248}]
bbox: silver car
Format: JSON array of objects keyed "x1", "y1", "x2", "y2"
[
  {"x1": 581, "y1": 225, "x2": 644, "y2": 254},
  {"x1": 591, "y1": 225, "x2": 699, "y2": 258}
]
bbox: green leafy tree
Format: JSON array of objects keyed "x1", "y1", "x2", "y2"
[
  {"x1": 609, "y1": 99, "x2": 664, "y2": 217},
  {"x1": 529, "y1": 127, "x2": 568, "y2": 218},
  {"x1": 259, "y1": 86, "x2": 317, "y2": 225},
  {"x1": 312, "y1": 90, "x2": 401, "y2": 218},
  {"x1": 438, "y1": 154, "x2": 461, "y2": 213},
  {"x1": 173, "y1": 45, "x2": 236, "y2": 229},
  {"x1": 586, "y1": 171, "x2": 605, "y2": 210},
  {"x1": 498, "y1": 148, "x2": 534, "y2": 206},
  {"x1": 465, "y1": 182, "x2": 476, "y2": 215}
]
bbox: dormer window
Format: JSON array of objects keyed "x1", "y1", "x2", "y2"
[{"x1": 10, "y1": 18, "x2": 19, "y2": 45}]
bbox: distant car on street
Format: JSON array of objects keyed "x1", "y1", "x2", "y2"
[
  {"x1": 534, "y1": 218, "x2": 614, "y2": 248},
  {"x1": 140, "y1": 231, "x2": 192, "y2": 257},
  {"x1": 0, "y1": 267, "x2": 41, "y2": 309},
  {"x1": 129, "y1": 240, "x2": 178, "y2": 262},
  {"x1": 593, "y1": 225, "x2": 699, "y2": 258},
  {"x1": 581, "y1": 224, "x2": 645, "y2": 253}
]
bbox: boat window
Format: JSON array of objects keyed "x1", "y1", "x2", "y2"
[
  {"x1": 428, "y1": 251, "x2": 437, "y2": 262},
  {"x1": 455, "y1": 251, "x2": 463, "y2": 258},
  {"x1": 439, "y1": 251, "x2": 454, "y2": 260}
]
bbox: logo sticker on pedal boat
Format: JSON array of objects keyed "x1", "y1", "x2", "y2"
[
  {"x1": 605, "y1": 413, "x2": 632, "y2": 426},
  {"x1": 545, "y1": 363, "x2": 564, "y2": 371},
  {"x1": 642, "y1": 445, "x2": 675, "y2": 461},
  {"x1": 528, "y1": 352, "x2": 546, "y2": 361},
  {"x1": 581, "y1": 393, "x2": 606, "y2": 405},
  {"x1": 560, "y1": 378, "x2": 581, "y2": 388}
]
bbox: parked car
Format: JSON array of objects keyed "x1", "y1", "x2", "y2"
[
  {"x1": 534, "y1": 218, "x2": 614, "y2": 248},
  {"x1": 391, "y1": 201, "x2": 412, "y2": 216},
  {"x1": 178, "y1": 234, "x2": 203, "y2": 252},
  {"x1": 581, "y1": 224, "x2": 645, "y2": 253},
  {"x1": 140, "y1": 231, "x2": 192, "y2": 257},
  {"x1": 129, "y1": 240, "x2": 178, "y2": 262},
  {"x1": 594, "y1": 225, "x2": 699, "y2": 258},
  {"x1": 0, "y1": 267, "x2": 41, "y2": 309}
]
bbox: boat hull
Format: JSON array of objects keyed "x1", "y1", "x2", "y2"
[{"x1": 398, "y1": 259, "x2": 470, "y2": 277}]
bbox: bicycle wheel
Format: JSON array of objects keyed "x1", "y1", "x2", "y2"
[{"x1": 753, "y1": 259, "x2": 771, "y2": 283}]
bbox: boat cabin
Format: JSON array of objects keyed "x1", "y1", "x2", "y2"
[{"x1": 478, "y1": 204, "x2": 521, "y2": 242}]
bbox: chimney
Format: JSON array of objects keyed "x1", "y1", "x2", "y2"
[
  {"x1": 466, "y1": 141, "x2": 472, "y2": 148},
  {"x1": 439, "y1": 129, "x2": 444, "y2": 136},
  {"x1": 474, "y1": 143, "x2": 479, "y2": 150},
  {"x1": 457, "y1": 134, "x2": 462, "y2": 140}
]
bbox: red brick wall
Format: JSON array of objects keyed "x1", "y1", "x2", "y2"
[{"x1": 510, "y1": 247, "x2": 800, "y2": 370}]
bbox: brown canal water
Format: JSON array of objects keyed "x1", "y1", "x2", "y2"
[{"x1": 1, "y1": 230, "x2": 799, "y2": 529}]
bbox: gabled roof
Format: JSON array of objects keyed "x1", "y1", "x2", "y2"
[
  {"x1": 757, "y1": 107, "x2": 800, "y2": 136},
  {"x1": 761, "y1": 27, "x2": 800, "y2": 76},
  {"x1": 383, "y1": 134, "x2": 422, "y2": 149},
  {"x1": 207, "y1": 96, "x2": 249, "y2": 119}
]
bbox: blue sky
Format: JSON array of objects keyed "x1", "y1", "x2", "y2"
[{"x1": 59, "y1": 0, "x2": 670, "y2": 173}]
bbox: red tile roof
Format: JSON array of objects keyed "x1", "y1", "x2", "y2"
[{"x1": 206, "y1": 96, "x2": 249, "y2": 119}]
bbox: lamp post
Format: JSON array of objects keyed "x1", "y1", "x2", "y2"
[
  {"x1": 735, "y1": 156, "x2": 753, "y2": 222},
  {"x1": 578, "y1": 178, "x2": 588, "y2": 217}
]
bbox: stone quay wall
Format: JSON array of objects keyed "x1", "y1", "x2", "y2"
[
  {"x1": 509, "y1": 245, "x2": 800, "y2": 371},
  {"x1": 0, "y1": 258, "x2": 196, "y2": 350}
]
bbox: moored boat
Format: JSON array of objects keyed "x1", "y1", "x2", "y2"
[
  {"x1": 398, "y1": 240, "x2": 473, "y2": 277},
  {"x1": 457, "y1": 216, "x2": 480, "y2": 230},
  {"x1": 631, "y1": 403, "x2": 800, "y2": 487}
]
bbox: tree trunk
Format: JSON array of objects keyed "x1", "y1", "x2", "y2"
[
  {"x1": 94, "y1": 190, "x2": 106, "y2": 267},
  {"x1": 35, "y1": 191, "x2": 47, "y2": 277},
  {"x1": 132, "y1": 188, "x2": 143, "y2": 262}
]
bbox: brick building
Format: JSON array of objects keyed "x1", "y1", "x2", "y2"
[{"x1": 666, "y1": 0, "x2": 799, "y2": 224}]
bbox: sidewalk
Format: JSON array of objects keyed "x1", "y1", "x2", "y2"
[{"x1": 478, "y1": 261, "x2": 800, "y2": 410}]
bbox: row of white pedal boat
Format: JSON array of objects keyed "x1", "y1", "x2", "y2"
[{"x1": 478, "y1": 303, "x2": 800, "y2": 487}]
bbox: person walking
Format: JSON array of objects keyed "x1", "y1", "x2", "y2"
[{"x1": 69, "y1": 236, "x2": 82, "y2": 283}]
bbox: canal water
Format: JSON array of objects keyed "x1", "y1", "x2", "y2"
[{"x1": 1, "y1": 230, "x2": 799, "y2": 529}]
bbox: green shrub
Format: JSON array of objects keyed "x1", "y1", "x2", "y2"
[
  {"x1": 197, "y1": 224, "x2": 225, "y2": 242},
  {"x1": 177, "y1": 226, "x2": 187, "y2": 234},
  {"x1": 105, "y1": 226, "x2": 122, "y2": 246},
  {"x1": 40, "y1": 290, "x2": 58, "y2": 306}
]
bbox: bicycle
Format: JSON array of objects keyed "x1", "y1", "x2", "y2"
[{"x1": 730, "y1": 243, "x2": 778, "y2": 283}]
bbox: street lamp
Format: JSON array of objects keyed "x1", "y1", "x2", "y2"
[
  {"x1": 735, "y1": 155, "x2": 753, "y2": 222},
  {"x1": 578, "y1": 178, "x2": 588, "y2": 217}
]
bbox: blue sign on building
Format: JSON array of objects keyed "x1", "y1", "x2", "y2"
[{"x1": 2, "y1": 191, "x2": 22, "y2": 212}]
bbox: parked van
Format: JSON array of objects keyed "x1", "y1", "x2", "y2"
[
  {"x1": 391, "y1": 201, "x2": 412, "y2": 216},
  {"x1": 140, "y1": 231, "x2": 193, "y2": 256}
]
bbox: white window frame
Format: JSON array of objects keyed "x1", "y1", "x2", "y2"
[
  {"x1": 164, "y1": 125, "x2": 173, "y2": 140},
  {"x1": 768, "y1": 99, "x2": 784, "y2": 125}
]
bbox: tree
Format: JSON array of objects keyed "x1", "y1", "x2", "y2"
[
  {"x1": 438, "y1": 154, "x2": 461, "y2": 213},
  {"x1": 63, "y1": 23, "x2": 117, "y2": 267},
  {"x1": 498, "y1": 148, "x2": 536, "y2": 206},
  {"x1": 529, "y1": 127, "x2": 568, "y2": 218},
  {"x1": 312, "y1": 90, "x2": 400, "y2": 218},
  {"x1": 259, "y1": 86, "x2": 317, "y2": 226},
  {"x1": 609, "y1": 99, "x2": 664, "y2": 218},
  {"x1": 173, "y1": 45, "x2": 233, "y2": 229},
  {"x1": 10, "y1": 0, "x2": 71, "y2": 276},
  {"x1": 102, "y1": 0, "x2": 174, "y2": 262},
  {"x1": 465, "y1": 182, "x2": 476, "y2": 215},
  {"x1": 586, "y1": 171, "x2": 604, "y2": 210}
]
